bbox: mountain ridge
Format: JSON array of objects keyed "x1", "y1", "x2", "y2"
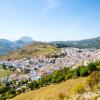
[
  {"x1": 0, "y1": 36, "x2": 100, "y2": 55},
  {"x1": 0, "y1": 36, "x2": 34, "y2": 55},
  {"x1": 49, "y1": 36, "x2": 100, "y2": 49}
]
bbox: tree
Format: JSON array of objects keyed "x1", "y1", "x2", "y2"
[
  {"x1": 2, "y1": 63, "x2": 6, "y2": 69},
  {"x1": 0, "y1": 85, "x2": 6, "y2": 94},
  {"x1": 52, "y1": 70, "x2": 65, "y2": 83},
  {"x1": 28, "y1": 81, "x2": 39, "y2": 90},
  {"x1": 88, "y1": 63, "x2": 97, "y2": 71},
  {"x1": 39, "y1": 74, "x2": 52, "y2": 87},
  {"x1": 79, "y1": 67, "x2": 90, "y2": 76}
]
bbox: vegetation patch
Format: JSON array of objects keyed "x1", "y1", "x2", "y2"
[
  {"x1": 87, "y1": 71, "x2": 100, "y2": 89},
  {"x1": 0, "y1": 68, "x2": 12, "y2": 78}
]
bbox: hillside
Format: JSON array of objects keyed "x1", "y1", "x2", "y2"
[
  {"x1": 0, "y1": 60, "x2": 99, "y2": 100},
  {"x1": 50, "y1": 36, "x2": 100, "y2": 49},
  {"x1": 0, "y1": 42, "x2": 61, "y2": 60},
  {"x1": 11, "y1": 76, "x2": 100, "y2": 100}
]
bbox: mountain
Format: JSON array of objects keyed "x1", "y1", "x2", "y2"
[
  {"x1": 14, "y1": 36, "x2": 34, "y2": 48},
  {"x1": 0, "y1": 36, "x2": 34, "y2": 55},
  {"x1": 0, "y1": 39, "x2": 15, "y2": 55},
  {"x1": 18, "y1": 36, "x2": 33, "y2": 43},
  {"x1": 0, "y1": 36, "x2": 100, "y2": 56},
  {"x1": 50, "y1": 36, "x2": 100, "y2": 49}
]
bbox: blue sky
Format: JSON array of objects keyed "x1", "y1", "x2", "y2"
[{"x1": 0, "y1": 0, "x2": 100, "y2": 41}]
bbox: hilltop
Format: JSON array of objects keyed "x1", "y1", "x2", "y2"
[{"x1": 0, "y1": 42, "x2": 61, "y2": 60}]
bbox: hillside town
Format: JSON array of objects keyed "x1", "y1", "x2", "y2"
[{"x1": 0, "y1": 48, "x2": 100, "y2": 83}]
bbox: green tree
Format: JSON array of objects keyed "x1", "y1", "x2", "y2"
[
  {"x1": 2, "y1": 63, "x2": 6, "y2": 69},
  {"x1": 88, "y1": 63, "x2": 97, "y2": 71},
  {"x1": 52, "y1": 70, "x2": 65, "y2": 83},
  {"x1": 79, "y1": 67, "x2": 90, "y2": 76},
  {"x1": 28, "y1": 81, "x2": 39, "y2": 90}
]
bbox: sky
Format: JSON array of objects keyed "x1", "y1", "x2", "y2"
[{"x1": 0, "y1": 0, "x2": 100, "y2": 41}]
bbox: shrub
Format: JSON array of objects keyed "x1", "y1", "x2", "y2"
[
  {"x1": 72, "y1": 83, "x2": 85, "y2": 94},
  {"x1": 88, "y1": 63, "x2": 97, "y2": 71},
  {"x1": 87, "y1": 71, "x2": 100, "y2": 89},
  {"x1": 4, "y1": 89, "x2": 16, "y2": 99},
  {"x1": 52, "y1": 70, "x2": 65, "y2": 83},
  {"x1": 65, "y1": 73, "x2": 73, "y2": 80},
  {"x1": 58, "y1": 92, "x2": 66, "y2": 100},
  {"x1": 21, "y1": 87, "x2": 26, "y2": 93},
  {"x1": 0, "y1": 85, "x2": 6, "y2": 94},
  {"x1": 38, "y1": 74, "x2": 52, "y2": 87},
  {"x1": 96, "y1": 66, "x2": 100, "y2": 70},
  {"x1": 79, "y1": 67, "x2": 90, "y2": 76},
  {"x1": 94, "y1": 61, "x2": 100, "y2": 66},
  {"x1": 28, "y1": 81, "x2": 39, "y2": 90},
  {"x1": 74, "y1": 68, "x2": 80, "y2": 77},
  {"x1": 65, "y1": 68, "x2": 80, "y2": 80},
  {"x1": 2, "y1": 63, "x2": 6, "y2": 69}
]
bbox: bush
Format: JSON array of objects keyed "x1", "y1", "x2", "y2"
[
  {"x1": 87, "y1": 71, "x2": 100, "y2": 89},
  {"x1": 52, "y1": 70, "x2": 65, "y2": 83},
  {"x1": 96, "y1": 66, "x2": 100, "y2": 70},
  {"x1": 65, "y1": 73, "x2": 73, "y2": 80},
  {"x1": 72, "y1": 83, "x2": 85, "y2": 93},
  {"x1": 0, "y1": 86, "x2": 7, "y2": 94},
  {"x1": 38, "y1": 74, "x2": 52, "y2": 87},
  {"x1": 79, "y1": 67, "x2": 90, "y2": 76},
  {"x1": 28, "y1": 81, "x2": 39, "y2": 90},
  {"x1": 88, "y1": 63, "x2": 97, "y2": 71},
  {"x1": 2, "y1": 63, "x2": 6, "y2": 69},
  {"x1": 58, "y1": 92, "x2": 66, "y2": 99},
  {"x1": 4, "y1": 89, "x2": 16, "y2": 99},
  {"x1": 73, "y1": 68, "x2": 80, "y2": 77}
]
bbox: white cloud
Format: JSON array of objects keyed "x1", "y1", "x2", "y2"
[{"x1": 40, "y1": 0, "x2": 59, "y2": 18}]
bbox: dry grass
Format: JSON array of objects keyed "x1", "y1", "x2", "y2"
[
  {"x1": 0, "y1": 68, "x2": 12, "y2": 78},
  {"x1": 11, "y1": 77, "x2": 88, "y2": 100}
]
